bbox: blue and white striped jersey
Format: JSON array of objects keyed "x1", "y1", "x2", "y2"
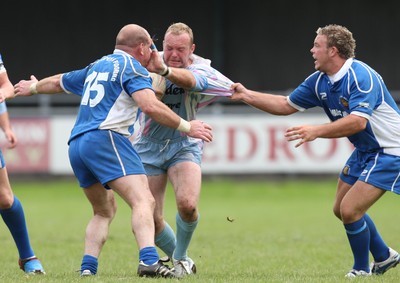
[
  {"x1": 60, "y1": 49, "x2": 153, "y2": 143},
  {"x1": 288, "y1": 58, "x2": 400, "y2": 156}
]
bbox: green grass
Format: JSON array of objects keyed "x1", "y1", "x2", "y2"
[{"x1": 0, "y1": 176, "x2": 399, "y2": 282}]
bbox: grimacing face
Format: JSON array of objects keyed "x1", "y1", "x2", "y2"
[{"x1": 163, "y1": 32, "x2": 194, "y2": 68}]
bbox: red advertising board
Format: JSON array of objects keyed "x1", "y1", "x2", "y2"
[{"x1": 0, "y1": 118, "x2": 50, "y2": 173}]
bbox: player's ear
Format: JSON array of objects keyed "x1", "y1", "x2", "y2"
[{"x1": 329, "y1": 46, "x2": 338, "y2": 56}]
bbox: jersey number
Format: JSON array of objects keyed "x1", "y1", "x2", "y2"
[{"x1": 81, "y1": 71, "x2": 109, "y2": 107}]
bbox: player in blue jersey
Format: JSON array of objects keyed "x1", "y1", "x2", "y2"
[
  {"x1": 132, "y1": 22, "x2": 233, "y2": 278},
  {"x1": 230, "y1": 24, "x2": 400, "y2": 278},
  {"x1": 12, "y1": 24, "x2": 213, "y2": 278},
  {"x1": 0, "y1": 54, "x2": 45, "y2": 275}
]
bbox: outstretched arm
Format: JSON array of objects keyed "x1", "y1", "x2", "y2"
[
  {"x1": 14, "y1": 74, "x2": 64, "y2": 97},
  {"x1": 230, "y1": 82, "x2": 298, "y2": 115}
]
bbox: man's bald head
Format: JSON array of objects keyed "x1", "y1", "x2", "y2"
[{"x1": 115, "y1": 24, "x2": 151, "y2": 50}]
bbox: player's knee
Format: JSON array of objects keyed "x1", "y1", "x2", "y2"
[
  {"x1": 333, "y1": 206, "x2": 341, "y2": 219},
  {"x1": 0, "y1": 193, "x2": 14, "y2": 209}
]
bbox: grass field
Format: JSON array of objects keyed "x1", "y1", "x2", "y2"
[{"x1": 0, "y1": 176, "x2": 399, "y2": 282}]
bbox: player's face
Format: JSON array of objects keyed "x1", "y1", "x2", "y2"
[
  {"x1": 310, "y1": 35, "x2": 331, "y2": 73},
  {"x1": 163, "y1": 33, "x2": 195, "y2": 68}
]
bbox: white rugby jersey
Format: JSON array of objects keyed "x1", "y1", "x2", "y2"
[{"x1": 137, "y1": 53, "x2": 233, "y2": 141}]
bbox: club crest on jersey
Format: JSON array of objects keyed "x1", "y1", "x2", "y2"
[
  {"x1": 342, "y1": 165, "x2": 350, "y2": 176},
  {"x1": 340, "y1": 96, "x2": 349, "y2": 108}
]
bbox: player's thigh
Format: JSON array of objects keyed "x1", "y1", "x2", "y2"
[
  {"x1": 148, "y1": 175, "x2": 168, "y2": 213},
  {"x1": 83, "y1": 182, "x2": 116, "y2": 216},
  {"x1": 108, "y1": 174, "x2": 154, "y2": 206},
  {"x1": 341, "y1": 180, "x2": 385, "y2": 223},
  {"x1": 168, "y1": 161, "x2": 202, "y2": 202}
]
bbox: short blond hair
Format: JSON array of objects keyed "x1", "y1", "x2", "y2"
[
  {"x1": 165, "y1": 22, "x2": 194, "y2": 44},
  {"x1": 316, "y1": 24, "x2": 356, "y2": 59}
]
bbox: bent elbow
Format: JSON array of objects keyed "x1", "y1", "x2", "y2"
[{"x1": 140, "y1": 103, "x2": 157, "y2": 116}]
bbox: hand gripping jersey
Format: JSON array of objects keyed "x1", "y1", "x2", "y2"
[{"x1": 137, "y1": 53, "x2": 233, "y2": 141}]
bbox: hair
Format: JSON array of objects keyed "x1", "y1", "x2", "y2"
[
  {"x1": 165, "y1": 22, "x2": 194, "y2": 44},
  {"x1": 316, "y1": 24, "x2": 356, "y2": 59}
]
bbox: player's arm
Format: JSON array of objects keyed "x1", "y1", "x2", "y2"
[
  {"x1": 0, "y1": 109, "x2": 17, "y2": 149},
  {"x1": 230, "y1": 82, "x2": 297, "y2": 115},
  {"x1": 14, "y1": 74, "x2": 64, "y2": 97},
  {"x1": 0, "y1": 70, "x2": 15, "y2": 101},
  {"x1": 285, "y1": 114, "x2": 367, "y2": 147},
  {"x1": 146, "y1": 49, "x2": 196, "y2": 89},
  {"x1": 133, "y1": 88, "x2": 213, "y2": 142}
]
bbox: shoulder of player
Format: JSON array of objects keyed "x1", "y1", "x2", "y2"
[{"x1": 348, "y1": 59, "x2": 379, "y2": 87}]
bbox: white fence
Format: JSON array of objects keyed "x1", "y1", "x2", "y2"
[{"x1": 0, "y1": 113, "x2": 354, "y2": 175}]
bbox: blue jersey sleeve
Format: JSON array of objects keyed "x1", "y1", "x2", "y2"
[
  {"x1": 0, "y1": 102, "x2": 7, "y2": 114},
  {"x1": 288, "y1": 72, "x2": 323, "y2": 110},
  {"x1": 122, "y1": 63, "x2": 152, "y2": 96},
  {"x1": 347, "y1": 62, "x2": 382, "y2": 117},
  {"x1": 61, "y1": 65, "x2": 92, "y2": 96}
]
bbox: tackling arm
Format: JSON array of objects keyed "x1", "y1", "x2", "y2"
[
  {"x1": 14, "y1": 74, "x2": 64, "y2": 97},
  {"x1": 230, "y1": 82, "x2": 298, "y2": 115}
]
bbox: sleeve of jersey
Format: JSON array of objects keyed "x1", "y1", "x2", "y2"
[
  {"x1": 189, "y1": 64, "x2": 233, "y2": 97},
  {"x1": 288, "y1": 74, "x2": 323, "y2": 111},
  {"x1": 60, "y1": 67, "x2": 90, "y2": 96},
  {"x1": 347, "y1": 69, "x2": 376, "y2": 119},
  {"x1": 122, "y1": 62, "x2": 152, "y2": 95},
  {"x1": 0, "y1": 102, "x2": 7, "y2": 114}
]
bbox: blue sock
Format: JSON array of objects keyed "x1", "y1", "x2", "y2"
[
  {"x1": 155, "y1": 222, "x2": 176, "y2": 258},
  {"x1": 80, "y1": 254, "x2": 98, "y2": 275},
  {"x1": 364, "y1": 214, "x2": 389, "y2": 262},
  {"x1": 344, "y1": 218, "x2": 370, "y2": 272},
  {"x1": 174, "y1": 213, "x2": 198, "y2": 260},
  {"x1": 139, "y1": 246, "x2": 159, "y2": 265},
  {"x1": 0, "y1": 196, "x2": 34, "y2": 259}
]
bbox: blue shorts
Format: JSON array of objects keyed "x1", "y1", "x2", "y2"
[
  {"x1": 340, "y1": 149, "x2": 400, "y2": 194},
  {"x1": 68, "y1": 130, "x2": 145, "y2": 189},
  {"x1": 133, "y1": 136, "x2": 203, "y2": 176}
]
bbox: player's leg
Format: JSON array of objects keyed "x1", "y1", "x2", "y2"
[
  {"x1": 0, "y1": 166, "x2": 45, "y2": 274},
  {"x1": 341, "y1": 181, "x2": 385, "y2": 276},
  {"x1": 361, "y1": 153, "x2": 400, "y2": 275},
  {"x1": 110, "y1": 174, "x2": 174, "y2": 278},
  {"x1": 333, "y1": 178, "x2": 351, "y2": 219},
  {"x1": 80, "y1": 182, "x2": 116, "y2": 275},
  {"x1": 148, "y1": 174, "x2": 176, "y2": 258},
  {"x1": 168, "y1": 161, "x2": 201, "y2": 276}
]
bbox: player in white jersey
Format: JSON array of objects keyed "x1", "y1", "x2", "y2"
[
  {"x1": 132, "y1": 22, "x2": 233, "y2": 278},
  {"x1": 230, "y1": 24, "x2": 400, "y2": 278},
  {"x1": 11, "y1": 24, "x2": 213, "y2": 278},
  {"x1": 0, "y1": 54, "x2": 45, "y2": 275}
]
